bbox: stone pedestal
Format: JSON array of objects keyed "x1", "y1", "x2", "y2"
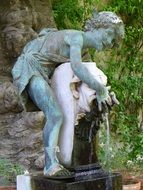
[
  {"x1": 17, "y1": 175, "x2": 32, "y2": 190},
  {"x1": 17, "y1": 172, "x2": 122, "y2": 190}
]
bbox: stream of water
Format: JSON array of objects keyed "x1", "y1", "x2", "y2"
[
  {"x1": 102, "y1": 112, "x2": 111, "y2": 170},
  {"x1": 102, "y1": 112, "x2": 113, "y2": 190},
  {"x1": 74, "y1": 111, "x2": 117, "y2": 189},
  {"x1": 76, "y1": 112, "x2": 117, "y2": 189}
]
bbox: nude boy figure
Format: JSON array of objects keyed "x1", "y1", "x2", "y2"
[{"x1": 12, "y1": 11, "x2": 124, "y2": 176}]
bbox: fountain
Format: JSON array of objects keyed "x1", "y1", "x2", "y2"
[
  {"x1": 30, "y1": 101, "x2": 122, "y2": 190},
  {"x1": 16, "y1": 63, "x2": 123, "y2": 190},
  {"x1": 14, "y1": 10, "x2": 125, "y2": 190},
  {"x1": 27, "y1": 95, "x2": 121, "y2": 190}
]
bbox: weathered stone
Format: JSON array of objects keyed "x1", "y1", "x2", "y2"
[
  {"x1": 0, "y1": 111, "x2": 45, "y2": 169},
  {"x1": 0, "y1": 0, "x2": 56, "y2": 80},
  {"x1": 0, "y1": 82, "x2": 23, "y2": 113}
]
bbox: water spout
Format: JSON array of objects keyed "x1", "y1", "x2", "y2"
[
  {"x1": 102, "y1": 112, "x2": 113, "y2": 190},
  {"x1": 102, "y1": 112, "x2": 111, "y2": 170}
]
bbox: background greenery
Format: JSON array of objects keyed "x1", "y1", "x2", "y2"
[
  {"x1": 0, "y1": 159, "x2": 24, "y2": 185},
  {"x1": 52, "y1": 0, "x2": 143, "y2": 170}
]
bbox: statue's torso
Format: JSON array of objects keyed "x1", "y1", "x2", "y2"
[
  {"x1": 12, "y1": 30, "x2": 85, "y2": 94},
  {"x1": 23, "y1": 30, "x2": 83, "y2": 63}
]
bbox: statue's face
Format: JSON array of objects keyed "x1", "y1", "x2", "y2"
[
  {"x1": 85, "y1": 23, "x2": 124, "y2": 51},
  {"x1": 101, "y1": 23, "x2": 125, "y2": 50},
  {"x1": 93, "y1": 28, "x2": 117, "y2": 50},
  {"x1": 86, "y1": 28, "x2": 115, "y2": 50}
]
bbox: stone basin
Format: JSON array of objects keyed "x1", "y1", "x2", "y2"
[{"x1": 31, "y1": 165, "x2": 122, "y2": 190}]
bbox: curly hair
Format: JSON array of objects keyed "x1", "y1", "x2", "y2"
[{"x1": 84, "y1": 11, "x2": 124, "y2": 31}]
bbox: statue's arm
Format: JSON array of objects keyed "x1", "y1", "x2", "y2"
[{"x1": 69, "y1": 34, "x2": 108, "y2": 102}]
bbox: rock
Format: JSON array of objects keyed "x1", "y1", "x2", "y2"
[
  {"x1": 0, "y1": 111, "x2": 45, "y2": 169},
  {"x1": 0, "y1": 82, "x2": 23, "y2": 114}
]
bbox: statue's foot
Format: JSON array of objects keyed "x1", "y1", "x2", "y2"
[{"x1": 44, "y1": 164, "x2": 72, "y2": 177}]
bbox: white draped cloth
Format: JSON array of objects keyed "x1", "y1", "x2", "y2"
[{"x1": 50, "y1": 62, "x2": 107, "y2": 166}]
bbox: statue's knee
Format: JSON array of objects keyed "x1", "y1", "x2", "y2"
[
  {"x1": 43, "y1": 111, "x2": 63, "y2": 144},
  {"x1": 45, "y1": 108, "x2": 63, "y2": 127}
]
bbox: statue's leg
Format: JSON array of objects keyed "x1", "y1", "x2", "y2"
[
  {"x1": 27, "y1": 76, "x2": 70, "y2": 176},
  {"x1": 50, "y1": 65, "x2": 76, "y2": 167}
]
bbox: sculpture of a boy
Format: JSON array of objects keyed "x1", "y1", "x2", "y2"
[{"x1": 12, "y1": 11, "x2": 124, "y2": 176}]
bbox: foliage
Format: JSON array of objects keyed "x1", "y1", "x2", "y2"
[
  {"x1": 0, "y1": 159, "x2": 24, "y2": 184},
  {"x1": 52, "y1": 0, "x2": 143, "y2": 169},
  {"x1": 101, "y1": 0, "x2": 143, "y2": 164},
  {"x1": 98, "y1": 126, "x2": 143, "y2": 172},
  {"x1": 52, "y1": 0, "x2": 98, "y2": 29},
  {"x1": 98, "y1": 127, "x2": 130, "y2": 170}
]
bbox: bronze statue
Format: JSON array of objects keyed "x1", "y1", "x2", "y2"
[{"x1": 12, "y1": 11, "x2": 124, "y2": 176}]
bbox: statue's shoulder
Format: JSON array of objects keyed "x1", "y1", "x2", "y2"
[
  {"x1": 64, "y1": 30, "x2": 83, "y2": 46},
  {"x1": 38, "y1": 28, "x2": 58, "y2": 37},
  {"x1": 23, "y1": 28, "x2": 58, "y2": 52}
]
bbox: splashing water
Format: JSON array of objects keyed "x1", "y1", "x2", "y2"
[
  {"x1": 102, "y1": 113, "x2": 111, "y2": 170},
  {"x1": 102, "y1": 112, "x2": 113, "y2": 190}
]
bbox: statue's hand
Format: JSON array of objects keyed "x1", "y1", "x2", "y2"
[
  {"x1": 95, "y1": 85, "x2": 109, "y2": 111},
  {"x1": 108, "y1": 90, "x2": 120, "y2": 106},
  {"x1": 96, "y1": 86, "x2": 119, "y2": 112}
]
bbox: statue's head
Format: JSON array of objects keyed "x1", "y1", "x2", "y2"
[{"x1": 85, "y1": 11, "x2": 125, "y2": 47}]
